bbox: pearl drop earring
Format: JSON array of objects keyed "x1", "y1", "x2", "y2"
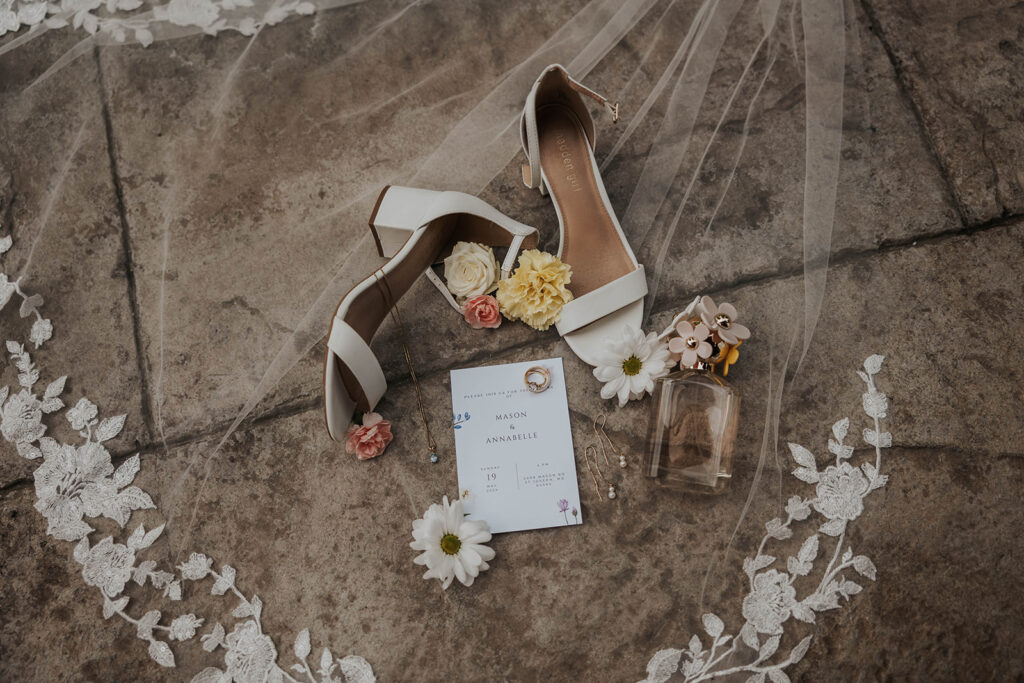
[
  {"x1": 595, "y1": 413, "x2": 628, "y2": 469},
  {"x1": 583, "y1": 445, "x2": 617, "y2": 500}
]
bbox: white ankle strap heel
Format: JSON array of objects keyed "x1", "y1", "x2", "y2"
[
  {"x1": 324, "y1": 186, "x2": 538, "y2": 440},
  {"x1": 520, "y1": 66, "x2": 619, "y2": 196},
  {"x1": 520, "y1": 64, "x2": 647, "y2": 366}
]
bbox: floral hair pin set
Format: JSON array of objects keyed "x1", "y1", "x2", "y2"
[{"x1": 441, "y1": 241, "x2": 574, "y2": 332}]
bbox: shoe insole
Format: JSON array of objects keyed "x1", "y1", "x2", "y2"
[{"x1": 537, "y1": 103, "x2": 634, "y2": 297}]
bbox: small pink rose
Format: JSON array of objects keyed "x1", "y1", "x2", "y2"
[
  {"x1": 345, "y1": 412, "x2": 394, "y2": 460},
  {"x1": 462, "y1": 294, "x2": 502, "y2": 329}
]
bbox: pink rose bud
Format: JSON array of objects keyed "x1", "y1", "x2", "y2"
[
  {"x1": 462, "y1": 294, "x2": 502, "y2": 330},
  {"x1": 345, "y1": 412, "x2": 394, "y2": 460}
]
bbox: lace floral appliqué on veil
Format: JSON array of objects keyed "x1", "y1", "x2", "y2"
[
  {"x1": 0, "y1": 231, "x2": 374, "y2": 683},
  {"x1": 0, "y1": 0, "x2": 316, "y2": 46},
  {"x1": 0, "y1": 220, "x2": 888, "y2": 680},
  {"x1": 643, "y1": 354, "x2": 891, "y2": 682}
]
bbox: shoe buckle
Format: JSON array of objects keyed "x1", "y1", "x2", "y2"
[{"x1": 605, "y1": 100, "x2": 620, "y2": 123}]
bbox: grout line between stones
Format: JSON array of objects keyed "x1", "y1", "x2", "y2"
[
  {"x1": 858, "y1": 0, "x2": 973, "y2": 228},
  {"x1": 694, "y1": 208, "x2": 1024, "y2": 300},
  {"x1": 0, "y1": 208, "x2": 1017, "y2": 495},
  {"x1": 92, "y1": 45, "x2": 157, "y2": 446},
  {"x1": 2, "y1": 205, "x2": 1018, "y2": 484},
  {"x1": 1, "y1": 182, "x2": 14, "y2": 242}
]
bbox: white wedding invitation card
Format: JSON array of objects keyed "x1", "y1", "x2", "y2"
[{"x1": 450, "y1": 358, "x2": 582, "y2": 533}]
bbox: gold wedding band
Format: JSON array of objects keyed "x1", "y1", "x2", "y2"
[{"x1": 525, "y1": 366, "x2": 551, "y2": 393}]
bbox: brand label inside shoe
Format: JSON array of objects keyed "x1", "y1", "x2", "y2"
[{"x1": 556, "y1": 133, "x2": 584, "y2": 191}]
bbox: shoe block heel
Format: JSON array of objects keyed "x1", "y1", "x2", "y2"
[
  {"x1": 368, "y1": 185, "x2": 438, "y2": 258},
  {"x1": 520, "y1": 164, "x2": 549, "y2": 197}
]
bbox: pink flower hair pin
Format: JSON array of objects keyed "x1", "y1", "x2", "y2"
[
  {"x1": 668, "y1": 320, "x2": 713, "y2": 367},
  {"x1": 462, "y1": 294, "x2": 501, "y2": 329},
  {"x1": 699, "y1": 295, "x2": 751, "y2": 346},
  {"x1": 660, "y1": 295, "x2": 752, "y2": 375},
  {"x1": 345, "y1": 412, "x2": 394, "y2": 460}
]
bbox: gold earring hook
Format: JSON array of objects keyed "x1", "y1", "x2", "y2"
[
  {"x1": 583, "y1": 445, "x2": 601, "y2": 497},
  {"x1": 594, "y1": 413, "x2": 626, "y2": 469}
]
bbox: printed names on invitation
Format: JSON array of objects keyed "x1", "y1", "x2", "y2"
[{"x1": 450, "y1": 358, "x2": 582, "y2": 533}]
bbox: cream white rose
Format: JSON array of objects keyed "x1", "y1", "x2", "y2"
[{"x1": 443, "y1": 242, "x2": 499, "y2": 300}]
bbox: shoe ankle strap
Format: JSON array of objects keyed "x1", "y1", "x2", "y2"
[
  {"x1": 565, "y1": 77, "x2": 620, "y2": 123},
  {"x1": 520, "y1": 65, "x2": 619, "y2": 194},
  {"x1": 424, "y1": 268, "x2": 462, "y2": 312},
  {"x1": 501, "y1": 233, "x2": 528, "y2": 278}
]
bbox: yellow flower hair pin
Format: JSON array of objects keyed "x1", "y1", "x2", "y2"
[{"x1": 495, "y1": 249, "x2": 573, "y2": 331}]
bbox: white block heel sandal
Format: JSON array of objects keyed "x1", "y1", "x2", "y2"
[
  {"x1": 520, "y1": 64, "x2": 647, "y2": 366},
  {"x1": 323, "y1": 185, "x2": 538, "y2": 441}
]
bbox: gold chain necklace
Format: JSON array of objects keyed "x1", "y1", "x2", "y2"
[{"x1": 374, "y1": 271, "x2": 438, "y2": 464}]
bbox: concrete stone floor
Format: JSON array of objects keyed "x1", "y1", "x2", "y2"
[{"x1": 1, "y1": 0, "x2": 1023, "y2": 680}]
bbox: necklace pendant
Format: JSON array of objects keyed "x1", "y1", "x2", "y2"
[{"x1": 429, "y1": 452, "x2": 438, "y2": 464}]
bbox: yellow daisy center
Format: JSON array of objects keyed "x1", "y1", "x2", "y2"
[
  {"x1": 622, "y1": 356, "x2": 643, "y2": 376},
  {"x1": 440, "y1": 533, "x2": 462, "y2": 555}
]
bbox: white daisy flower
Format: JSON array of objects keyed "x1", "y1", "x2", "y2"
[
  {"x1": 410, "y1": 496, "x2": 494, "y2": 590},
  {"x1": 593, "y1": 325, "x2": 673, "y2": 407}
]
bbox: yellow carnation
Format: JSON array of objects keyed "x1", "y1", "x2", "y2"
[{"x1": 496, "y1": 250, "x2": 573, "y2": 331}]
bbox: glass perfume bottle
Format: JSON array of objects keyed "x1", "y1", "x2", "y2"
[{"x1": 644, "y1": 368, "x2": 740, "y2": 493}]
